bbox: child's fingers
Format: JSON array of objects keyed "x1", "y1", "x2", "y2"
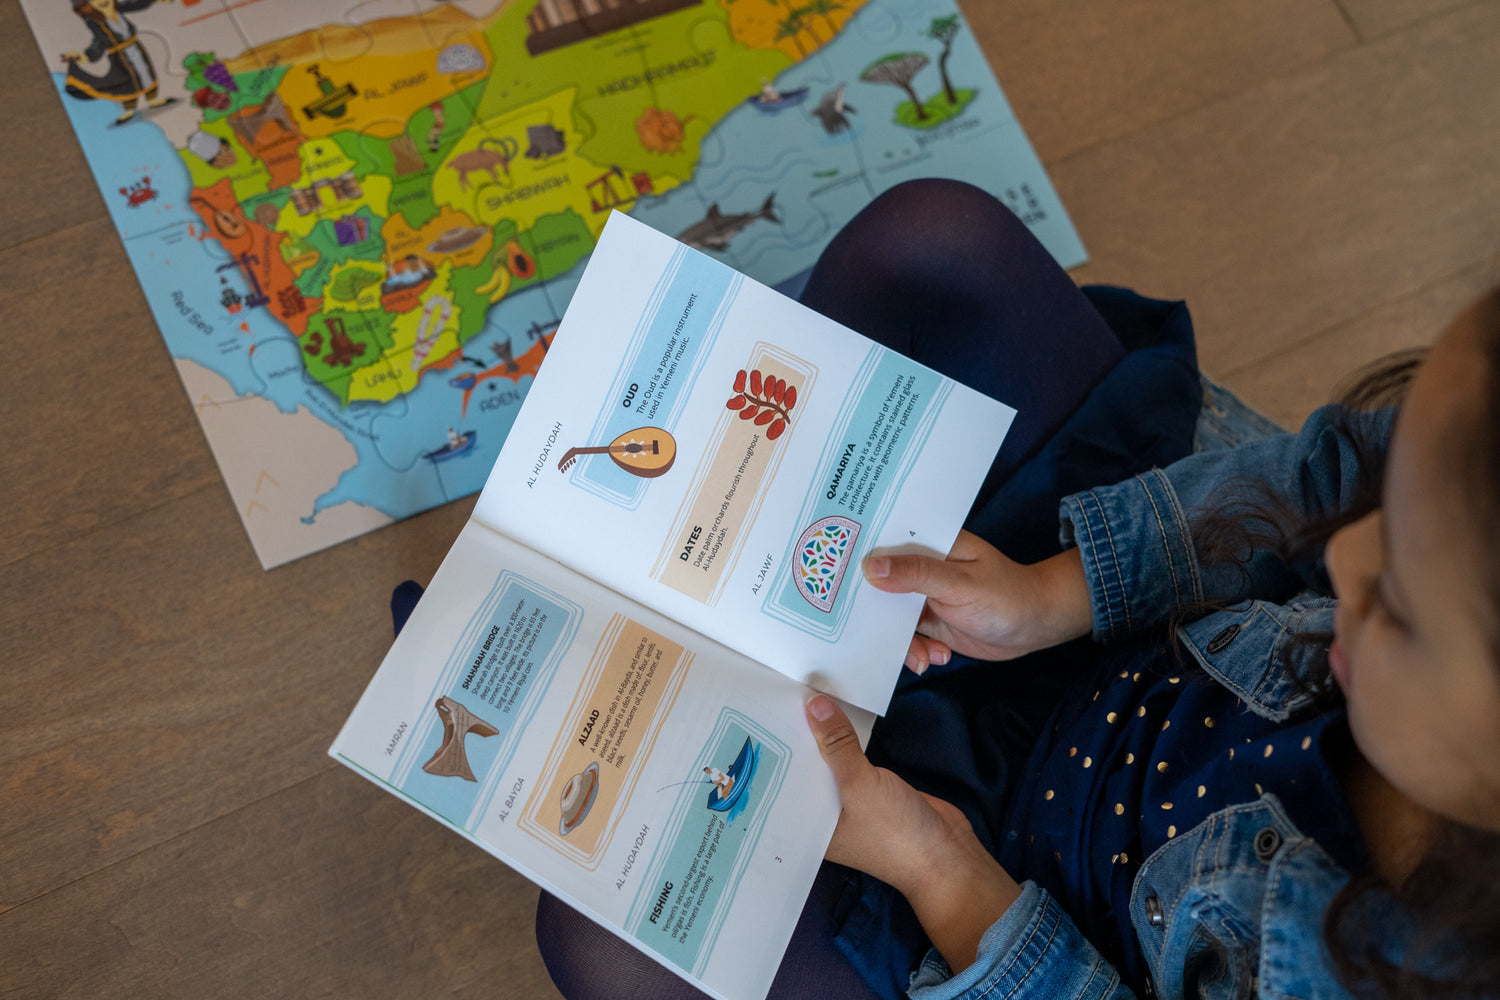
[
  {"x1": 863, "y1": 551, "x2": 965, "y2": 602},
  {"x1": 805, "y1": 694, "x2": 871, "y2": 793},
  {"x1": 903, "y1": 635, "x2": 951, "y2": 674}
]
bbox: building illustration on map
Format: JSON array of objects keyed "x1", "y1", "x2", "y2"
[{"x1": 525, "y1": 0, "x2": 701, "y2": 56}]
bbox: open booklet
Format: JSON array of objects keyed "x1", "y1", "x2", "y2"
[{"x1": 331, "y1": 213, "x2": 1015, "y2": 1000}]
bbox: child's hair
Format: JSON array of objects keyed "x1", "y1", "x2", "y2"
[
  {"x1": 1189, "y1": 287, "x2": 1500, "y2": 998},
  {"x1": 1327, "y1": 289, "x2": 1500, "y2": 1000}
]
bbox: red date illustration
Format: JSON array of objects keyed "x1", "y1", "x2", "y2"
[{"x1": 726, "y1": 367, "x2": 798, "y2": 439}]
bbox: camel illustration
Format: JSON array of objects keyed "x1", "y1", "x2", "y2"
[{"x1": 448, "y1": 137, "x2": 519, "y2": 190}]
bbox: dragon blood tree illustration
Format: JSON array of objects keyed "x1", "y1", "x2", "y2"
[
  {"x1": 726, "y1": 367, "x2": 798, "y2": 440},
  {"x1": 862, "y1": 15, "x2": 977, "y2": 130},
  {"x1": 860, "y1": 52, "x2": 931, "y2": 122},
  {"x1": 927, "y1": 15, "x2": 962, "y2": 104}
]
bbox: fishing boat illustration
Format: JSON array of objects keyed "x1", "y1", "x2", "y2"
[
  {"x1": 424, "y1": 429, "x2": 476, "y2": 462},
  {"x1": 746, "y1": 83, "x2": 809, "y2": 112},
  {"x1": 706, "y1": 737, "x2": 759, "y2": 816}
]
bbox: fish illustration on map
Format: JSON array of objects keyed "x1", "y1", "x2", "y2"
[
  {"x1": 675, "y1": 194, "x2": 780, "y2": 252},
  {"x1": 812, "y1": 83, "x2": 857, "y2": 135}
]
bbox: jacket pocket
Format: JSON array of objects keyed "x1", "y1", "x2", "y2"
[
  {"x1": 1177, "y1": 599, "x2": 1335, "y2": 723},
  {"x1": 1180, "y1": 921, "x2": 1257, "y2": 1000}
]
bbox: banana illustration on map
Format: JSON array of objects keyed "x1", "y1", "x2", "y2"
[
  {"x1": 474, "y1": 257, "x2": 511, "y2": 303},
  {"x1": 473, "y1": 240, "x2": 538, "y2": 303}
]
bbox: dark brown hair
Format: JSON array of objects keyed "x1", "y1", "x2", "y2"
[{"x1": 1188, "y1": 288, "x2": 1500, "y2": 999}]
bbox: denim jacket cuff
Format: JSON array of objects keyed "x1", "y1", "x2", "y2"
[
  {"x1": 907, "y1": 882, "x2": 1131, "y2": 1000},
  {"x1": 1059, "y1": 469, "x2": 1201, "y2": 644}
]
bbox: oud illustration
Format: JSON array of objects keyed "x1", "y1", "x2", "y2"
[{"x1": 557, "y1": 427, "x2": 677, "y2": 478}]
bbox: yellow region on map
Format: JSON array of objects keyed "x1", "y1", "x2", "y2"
[
  {"x1": 222, "y1": 8, "x2": 494, "y2": 143},
  {"x1": 381, "y1": 204, "x2": 494, "y2": 271},
  {"x1": 177, "y1": 0, "x2": 871, "y2": 409},
  {"x1": 434, "y1": 87, "x2": 675, "y2": 236},
  {"x1": 348, "y1": 261, "x2": 464, "y2": 404},
  {"x1": 275, "y1": 143, "x2": 393, "y2": 240}
]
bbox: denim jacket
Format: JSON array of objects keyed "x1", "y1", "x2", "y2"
[{"x1": 908, "y1": 403, "x2": 1396, "y2": 1000}]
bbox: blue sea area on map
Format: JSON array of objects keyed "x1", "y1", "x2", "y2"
[
  {"x1": 52, "y1": 0, "x2": 1083, "y2": 539},
  {"x1": 59, "y1": 75, "x2": 577, "y2": 523},
  {"x1": 629, "y1": 0, "x2": 1085, "y2": 281}
]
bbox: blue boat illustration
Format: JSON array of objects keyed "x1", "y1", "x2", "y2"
[
  {"x1": 707, "y1": 737, "x2": 759, "y2": 816},
  {"x1": 746, "y1": 87, "x2": 809, "y2": 112},
  {"x1": 424, "y1": 430, "x2": 477, "y2": 463}
]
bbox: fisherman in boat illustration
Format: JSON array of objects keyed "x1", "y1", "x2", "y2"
[
  {"x1": 703, "y1": 765, "x2": 734, "y2": 799},
  {"x1": 423, "y1": 426, "x2": 476, "y2": 463},
  {"x1": 747, "y1": 77, "x2": 808, "y2": 112},
  {"x1": 702, "y1": 737, "x2": 759, "y2": 822}
]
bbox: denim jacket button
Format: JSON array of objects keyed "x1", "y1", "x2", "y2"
[
  {"x1": 1206, "y1": 623, "x2": 1242, "y2": 654},
  {"x1": 1144, "y1": 893, "x2": 1164, "y2": 927},
  {"x1": 1254, "y1": 827, "x2": 1283, "y2": 862}
]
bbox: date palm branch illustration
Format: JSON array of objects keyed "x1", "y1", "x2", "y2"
[{"x1": 725, "y1": 367, "x2": 798, "y2": 439}]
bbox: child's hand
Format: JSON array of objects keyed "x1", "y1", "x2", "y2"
[
  {"x1": 862, "y1": 530, "x2": 1093, "y2": 672},
  {"x1": 806, "y1": 693, "x2": 1021, "y2": 971}
]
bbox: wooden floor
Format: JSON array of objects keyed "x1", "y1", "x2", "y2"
[{"x1": 3, "y1": 1, "x2": 1497, "y2": 996}]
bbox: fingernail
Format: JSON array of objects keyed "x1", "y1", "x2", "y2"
[
  {"x1": 807, "y1": 694, "x2": 835, "y2": 721},
  {"x1": 912, "y1": 660, "x2": 928, "y2": 675},
  {"x1": 933, "y1": 649, "x2": 949, "y2": 666},
  {"x1": 864, "y1": 556, "x2": 889, "y2": 580}
]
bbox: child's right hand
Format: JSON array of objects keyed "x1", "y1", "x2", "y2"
[{"x1": 863, "y1": 530, "x2": 1094, "y2": 671}]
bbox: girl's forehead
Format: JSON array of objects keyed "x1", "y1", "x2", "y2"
[
  {"x1": 1397, "y1": 314, "x2": 1489, "y2": 463},
  {"x1": 1387, "y1": 314, "x2": 1499, "y2": 631}
]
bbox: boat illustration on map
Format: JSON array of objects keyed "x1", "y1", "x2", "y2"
[
  {"x1": 746, "y1": 81, "x2": 810, "y2": 112},
  {"x1": 424, "y1": 428, "x2": 477, "y2": 463}
]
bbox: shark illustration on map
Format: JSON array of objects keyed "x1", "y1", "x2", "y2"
[{"x1": 19, "y1": 0, "x2": 1085, "y2": 567}]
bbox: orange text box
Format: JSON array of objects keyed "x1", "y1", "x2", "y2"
[
  {"x1": 520, "y1": 616, "x2": 689, "y2": 866},
  {"x1": 653, "y1": 344, "x2": 814, "y2": 604}
]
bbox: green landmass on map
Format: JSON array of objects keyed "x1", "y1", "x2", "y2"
[
  {"x1": 177, "y1": 0, "x2": 867, "y2": 408},
  {"x1": 473, "y1": 4, "x2": 789, "y2": 186}
]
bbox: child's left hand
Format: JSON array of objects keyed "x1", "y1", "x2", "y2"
[{"x1": 806, "y1": 693, "x2": 1022, "y2": 972}]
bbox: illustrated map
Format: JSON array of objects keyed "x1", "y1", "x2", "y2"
[{"x1": 19, "y1": 0, "x2": 1085, "y2": 567}]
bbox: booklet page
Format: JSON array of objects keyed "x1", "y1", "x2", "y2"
[
  {"x1": 474, "y1": 213, "x2": 1014, "y2": 714},
  {"x1": 331, "y1": 523, "x2": 874, "y2": 1000}
]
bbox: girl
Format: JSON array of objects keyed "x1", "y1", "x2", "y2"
[{"x1": 535, "y1": 180, "x2": 1500, "y2": 998}]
